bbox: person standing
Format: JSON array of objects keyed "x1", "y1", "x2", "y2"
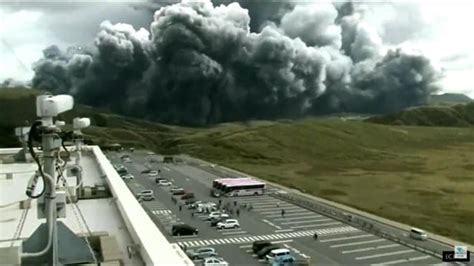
[
  {"x1": 179, "y1": 205, "x2": 182, "y2": 211},
  {"x1": 281, "y1": 209, "x2": 285, "y2": 217},
  {"x1": 236, "y1": 209, "x2": 240, "y2": 217}
]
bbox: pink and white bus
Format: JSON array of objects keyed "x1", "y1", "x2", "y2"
[{"x1": 212, "y1": 178, "x2": 265, "y2": 197}]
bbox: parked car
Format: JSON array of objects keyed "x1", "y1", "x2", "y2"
[
  {"x1": 188, "y1": 201, "x2": 203, "y2": 209},
  {"x1": 208, "y1": 211, "x2": 229, "y2": 220},
  {"x1": 181, "y1": 192, "x2": 195, "y2": 200},
  {"x1": 121, "y1": 174, "x2": 134, "y2": 180},
  {"x1": 147, "y1": 151, "x2": 155, "y2": 155},
  {"x1": 203, "y1": 257, "x2": 228, "y2": 266},
  {"x1": 252, "y1": 240, "x2": 272, "y2": 254},
  {"x1": 266, "y1": 248, "x2": 291, "y2": 263},
  {"x1": 216, "y1": 219, "x2": 240, "y2": 230},
  {"x1": 186, "y1": 247, "x2": 217, "y2": 260},
  {"x1": 141, "y1": 169, "x2": 151, "y2": 174},
  {"x1": 157, "y1": 179, "x2": 172, "y2": 186},
  {"x1": 172, "y1": 188, "x2": 186, "y2": 195},
  {"x1": 148, "y1": 170, "x2": 159, "y2": 177},
  {"x1": 184, "y1": 198, "x2": 198, "y2": 205},
  {"x1": 123, "y1": 157, "x2": 132, "y2": 163},
  {"x1": 257, "y1": 245, "x2": 280, "y2": 259},
  {"x1": 172, "y1": 224, "x2": 199, "y2": 236},
  {"x1": 136, "y1": 190, "x2": 155, "y2": 201},
  {"x1": 210, "y1": 217, "x2": 224, "y2": 227},
  {"x1": 197, "y1": 203, "x2": 217, "y2": 213},
  {"x1": 271, "y1": 254, "x2": 295, "y2": 266},
  {"x1": 155, "y1": 177, "x2": 166, "y2": 183}
]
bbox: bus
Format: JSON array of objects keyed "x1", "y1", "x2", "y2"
[{"x1": 212, "y1": 178, "x2": 265, "y2": 197}]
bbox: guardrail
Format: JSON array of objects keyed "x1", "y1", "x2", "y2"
[{"x1": 272, "y1": 192, "x2": 446, "y2": 259}]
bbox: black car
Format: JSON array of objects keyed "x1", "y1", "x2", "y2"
[
  {"x1": 252, "y1": 240, "x2": 272, "y2": 254},
  {"x1": 184, "y1": 198, "x2": 197, "y2": 205},
  {"x1": 172, "y1": 189, "x2": 186, "y2": 195},
  {"x1": 210, "y1": 217, "x2": 224, "y2": 227},
  {"x1": 172, "y1": 224, "x2": 199, "y2": 236},
  {"x1": 181, "y1": 193, "x2": 195, "y2": 200},
  {"x1": 141, "y1": 169, "x2": 151, "y2": 174},
  {"x1": 257, "y1": 244, "x2": 280, "y2": 259}
]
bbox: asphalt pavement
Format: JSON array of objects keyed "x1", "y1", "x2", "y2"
[{"x1": 106, "y1": 150, "x2": 460, "y2": 266}]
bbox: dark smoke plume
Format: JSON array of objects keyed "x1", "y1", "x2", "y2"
[{"x1": 32, "y1": 0, "x2": 441, "y2": 126}]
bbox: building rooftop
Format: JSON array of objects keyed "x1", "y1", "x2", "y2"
[{"x1": 0, "y1": 146, "x2": 193, "y2": 265}]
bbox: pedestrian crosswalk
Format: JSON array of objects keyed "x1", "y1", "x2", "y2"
[
  {"x1": 176, "y1": 226, "x2": 359, "y2": 247},
  {"x1": 152, "y1": 210, "x2": 172, "y2": 215}
]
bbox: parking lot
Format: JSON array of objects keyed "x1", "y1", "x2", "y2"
[{"x1": 107, "y1": 150, "x2": 447, "y2": 265}]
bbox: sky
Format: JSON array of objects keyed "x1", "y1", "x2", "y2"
[{"x1": 0, "y1": 0, "x2": 473, "y2": 97}]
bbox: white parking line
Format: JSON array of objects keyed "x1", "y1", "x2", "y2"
[
  {"x1": 342, "y1": 244, "x2": 399, "y2": 253},
  {"x1": 272, "y1": 239, "x2": 294, "y2": 244},
  {"x1": 221, "y1": 231, "x2": 248, "y2": 235},
  {"x1": 282, "y1": 218, "x2": 332, "y2": 225},
  {"x1": 275, "y1": 229, "x2": 294, "y2": 233},
  {"x1": 266, "y1": 211, "x2": 314, "y2": 218},
  {"x1": 240, "y1": 244, "x2": 252, "y2": 248},
  {"x1": 290, "y1": 222, "x2": 340, "y2": 229},
  {"x1": 274, "y1": 215, "x2": 323, "y2": 221},
  {"x1": 370, "y1": 255, "x2": 432, "y2": 265},
  {"x1": 356, "y1": 250, "x2": 415, "y2": 260},
  {"x1": 331, "y1": 239, "x2": 385, "y2": 248},
  {"x1": 163, "y1": 167, "x2": 170, "y2": 171},
  {"x1": 262, "y1": 219, "x2": 282, "y2": 229},
  {"x1": 320, "y1": 234, "x2": 373, "y2": 243}
]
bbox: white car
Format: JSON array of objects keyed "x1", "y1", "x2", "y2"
[
  {"x1": 208, "y1": 211, "x2": 229, "y2": 220},
  {"x1": 148, "y1": 170, "x2": 159, "y2": 177},
  {"x1": 121, "y1": 174, "x2": 134, "y2": 180},
  {"x1": 203, "y1": 257, "x2": 229, "y2": 266},
  {"x1": 157, "y1": 179, "x2": 172, "y2": 186},
  {"x1": 147, "y1": 151, "x2": 155, "y2": 155},
  {"x1": 216, "y1": 219, "x2": 239, "y2": 229}
]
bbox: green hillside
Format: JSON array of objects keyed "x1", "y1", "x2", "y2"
[
  {"x1": 429, "y1": 93, "x2": 472, "y2": 105},
  {"x1": 367, "y1": 102, "x2": 474, "y2": 127},
  {"x1": 1, "y1": 87, "x2": 473, "y2": 244}
]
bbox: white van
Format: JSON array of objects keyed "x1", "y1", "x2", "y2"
[
  {"x1": 409, "y1": 228, "x2": 428, "y2": 240},
  {"x1": 266, "y1": 248, "x2": 291, "y2": 263}
]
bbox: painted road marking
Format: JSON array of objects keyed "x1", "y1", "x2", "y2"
[
  {"x1": 274, "y1": 215, "x2": 323, "y2": 221},
  {"x1": 320, "y1": 234, "x2": 373, "y2": 243},
  {"x1": 342, "y1": 244, "x2": 399, "y2": 254},
  {"x1": 290, "y1": 222, "x2": 340, "y2": 229},
  {"x1": 176, "y1": 226, "x2": 359, "y2": 247},
  {"x1": 262, "y1": 219, "x2": 282, "y2": 229},
  {"x1": 331, "y1": 239, "x2": 385, "y2": 248},
  {"x1": 266, "y1": 211, "x2": 314, "y2": 218},
  {"x1": 355, "y1": 250, "x2": 415, "y2": 260},
  {"x1": 370, "y1": 255, "x2": 432, "y2": 265},
  {"x1": 282, "y1": 218, "x2": 332, "y2": 225},
  {"x1": 275, "y1": 229, "x2": 294, "y2": 233}
]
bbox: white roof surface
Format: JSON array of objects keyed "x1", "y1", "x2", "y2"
[{"x1": 0, "y1": 146, "x2": 192, "y2": 265}]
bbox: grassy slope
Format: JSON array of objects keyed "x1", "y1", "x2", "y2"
[
  {"x1": 367, "y1": 102, "x2": 474, "y2": 127},
  {"x1": 1, "y1": 88, "x2": 473, "y2": 244},
  {"x1": 178, "y1": 119, "x2": 474, "y2": 244}
]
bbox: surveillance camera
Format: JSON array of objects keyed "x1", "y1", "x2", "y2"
[
  {"x1": 36, "y1": 95, "x2": 74, "y2": 118},
  {"x1": 55, "y1": 120, "x2": 66, "y2": 127},
  {"x1": 73, "y1": 117, "x2": 90, "y2": 129}
]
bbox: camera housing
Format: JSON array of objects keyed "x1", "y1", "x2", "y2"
[
  {"x1": 36, "y1": 95, "x2": 74, "y2": 118},
  {"x1": 73, "y1": 118, "x2": 90, "y2": 130}
]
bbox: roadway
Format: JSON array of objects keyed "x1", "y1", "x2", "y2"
[{"x1": 106, "y1": 150, "x2": 457, "y2": 265}]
